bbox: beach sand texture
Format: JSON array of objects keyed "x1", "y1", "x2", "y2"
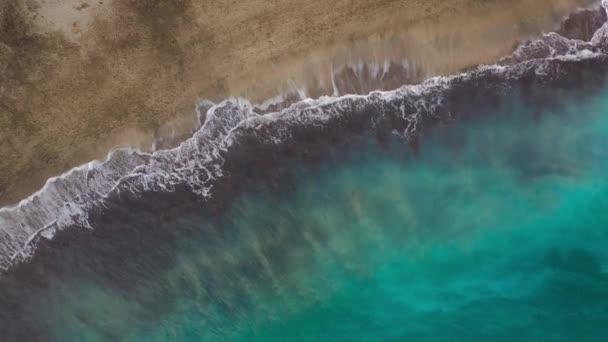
[{"x1": 0, "y1": 0, "x2": 594, "y2": 206}]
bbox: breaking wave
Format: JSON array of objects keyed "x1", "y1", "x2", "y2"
[{"x1": 1, "y1": 3, "x2": 608, "y2": 272}]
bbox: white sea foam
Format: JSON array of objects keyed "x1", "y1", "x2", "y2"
[{"x1": 0, "y1": 3, "x2": 607, "y2": 272}]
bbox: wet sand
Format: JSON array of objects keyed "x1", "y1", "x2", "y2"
[{"x1": 0, "y1": 0, "x2": 595, "y2": 207}]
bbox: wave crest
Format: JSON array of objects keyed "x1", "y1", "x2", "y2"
[{"x1": 1, "y1": 4, "x2": 608, "y2": 272}]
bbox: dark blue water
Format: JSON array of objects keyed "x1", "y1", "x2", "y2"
[{"x1": 21, "y1": 84, "x2": 608, "y2": 341}]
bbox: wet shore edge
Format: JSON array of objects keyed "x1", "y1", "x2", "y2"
[{"x1": 0, "y1": 4, "x2": 607, "y2": 275}]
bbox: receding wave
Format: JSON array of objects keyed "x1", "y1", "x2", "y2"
[{"x1": 0, "y1": 3, "x2": 607, "y2": 272}]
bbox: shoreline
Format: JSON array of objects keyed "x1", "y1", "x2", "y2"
[
  {"x1": 0, "y1": 3, "x2": 607, "y2": 273},
  {"x1": 0, "y1": 0, "x2": 597, "y2": 207},
  {"x1": 0, "y1": 4, "x2": 607, "y2": 337},
  {"x1": 2, "y1": 35, "x2": 608, "y2": 340}
]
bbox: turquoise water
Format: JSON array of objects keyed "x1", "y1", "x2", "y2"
[{"x1": 36, "y1": 88, "x2": 608, "y2": 341}]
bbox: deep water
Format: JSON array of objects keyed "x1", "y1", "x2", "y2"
[{"x1": 5, "y1": 82, "x2": 604, "y2": 341}]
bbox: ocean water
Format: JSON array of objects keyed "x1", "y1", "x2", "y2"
[
  {"x1": 1, "y1": 5, "x2": 608, "y2": 340},
  {"x1": 11, "y1": 83, "x2": 606, "y2": 341}
]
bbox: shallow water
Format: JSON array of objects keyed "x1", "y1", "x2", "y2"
[{"x1": 12, "y1": 81, "x2": 606, "y2": 341}]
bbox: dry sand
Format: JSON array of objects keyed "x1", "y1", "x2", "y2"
[{"x1": 0, "y1": 0, "x2": 595, "y2": 206}]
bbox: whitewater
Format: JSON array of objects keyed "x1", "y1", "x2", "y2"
[{"x1": 0, "y1": 1, "x2": 607, "y2": 272}]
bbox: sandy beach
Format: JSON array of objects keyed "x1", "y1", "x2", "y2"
[{"x1": 0, "y1": 0, "x2": 595, "y2": 206}]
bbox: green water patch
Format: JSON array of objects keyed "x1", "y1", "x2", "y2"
[{"x1": 38, "y1": 88, "x2": 608, "y2": 341}]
